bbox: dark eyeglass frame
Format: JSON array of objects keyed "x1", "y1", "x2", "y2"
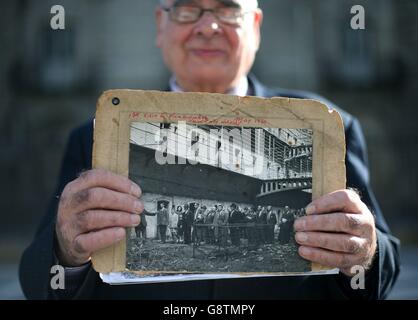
[{"x1": 161, "y1": 4, "x2": 253, "y2": 25}]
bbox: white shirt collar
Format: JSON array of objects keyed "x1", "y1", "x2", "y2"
[{"x1": 169, "y1": 76, "x2": 249, "y2": 97}]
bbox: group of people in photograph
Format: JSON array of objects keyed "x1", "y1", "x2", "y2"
[{"x1": 135, "y1": 200, "x2": 306, "y2": 247}]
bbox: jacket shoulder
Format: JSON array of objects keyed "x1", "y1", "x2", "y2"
[
  {"x1": 70, "y1": 119, "x2": 94, "y2": 142},
  {"x1": 249, "y1": 75, "x2": 354, "y2": 129}
]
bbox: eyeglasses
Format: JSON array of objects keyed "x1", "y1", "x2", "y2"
[{"x1": 161, "y1": 3, "x2": 252, "y2": 25}]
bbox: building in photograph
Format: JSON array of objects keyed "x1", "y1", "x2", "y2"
[{"x1": 129, "y1": 123, "x2": 313, "y2": 220}]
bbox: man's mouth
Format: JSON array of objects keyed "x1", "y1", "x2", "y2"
[{"x1": 190, "y1": 49, "x2": 225, "y2": 58}]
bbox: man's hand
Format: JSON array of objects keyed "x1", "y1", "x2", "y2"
[
  {"x1": 294, "y1": 189, "x2": 377, "y2": 276},
  {"x1": 55, "y1": 169, "x2": 144, "y2": 267}
]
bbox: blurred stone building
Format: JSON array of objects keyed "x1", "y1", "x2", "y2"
[{"x1": 1, "y1": 0, "x2": 417, "y2": 246}]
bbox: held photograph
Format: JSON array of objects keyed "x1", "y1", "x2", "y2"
[{"x1": 126, "y1": 121, "x2": 314, "y2": 274}]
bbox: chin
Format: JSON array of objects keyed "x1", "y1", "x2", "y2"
[
  {"x1": 190, "y1": 69, "x2": 230, "y2": 81},
  {"x1": 192, "y1": 75, "x2": 231, "y2": 91},
  {"x1": 194, "y1": 72, "x2": 226, "y2": 81}
]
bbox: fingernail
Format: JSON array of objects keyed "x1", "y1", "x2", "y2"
[
  {"x1": 130, "y1": 214, "x2": 140, "y2": 226},
  {"x1": 296, "y1": 232, "x2": 308, "y2": 242},
  {"x1": 305, "y1": 204, "x2": 316, "y2": 215},
  {"x1": 130, "y1": 183, "x2": 141, "y2": 197},
  {"x1": 134, "y1": 201, "x2": 143, "y2": 213},
  {"x1": 299, "y1": 246, "x2": 311, "y2": 256},
  {"x1": 294, "y1": 218, "x2": 305, "y2": 231},
  {"x1": 116, "y1": 228, "x2": 125, "y2": 241}
]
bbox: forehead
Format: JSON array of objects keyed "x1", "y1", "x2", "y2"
[{"x1": 164, "y1": 0, "x2": 257, "y2": 9}]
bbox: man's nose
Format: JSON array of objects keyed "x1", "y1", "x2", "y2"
[{"x1": 193, "y1": 11, "x2": 223, "y2": 37}]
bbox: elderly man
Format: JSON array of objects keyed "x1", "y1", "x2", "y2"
[{"x1": 20, "y1": 0, "x2": 399, "y2": 299}]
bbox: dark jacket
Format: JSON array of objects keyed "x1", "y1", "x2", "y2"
[
  {"x1": 19, "y1": 75, "x2": 400, "y2": 299},
  {"x1": 267, "y1": 211, "x2": 278, "y2": 225},
  {"x1": 228, "y1": 209, "x2": 245, "y2": 224},
  {"x1": 137, "y1": 209, "x2": 157, "y2": 228},
  {"x1": 257, "y1": 209, "x2": 268, "y2": 224},
  {"x1": 157, "y1": 208, "x2": 169, "y2": 226},
  {"x1": 183, "y1": 209, "x2": 195, "y2": 227}
]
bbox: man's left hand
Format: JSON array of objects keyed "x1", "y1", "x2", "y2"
[{"x1": 294, "y1": 189, "x2": 377, "y2": 276}]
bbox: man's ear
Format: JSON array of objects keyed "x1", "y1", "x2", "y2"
[
  {"x1": 155, "y1": 6, "x2": 164, "y2": 48},
  {"x1": 253, "y1": 8, "x2": 263, "y2": 51}
]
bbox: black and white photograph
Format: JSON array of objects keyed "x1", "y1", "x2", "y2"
[{"x1": 127, "y1": 121, "x2": 313, "y2": 273}]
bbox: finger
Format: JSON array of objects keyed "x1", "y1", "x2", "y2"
[
  {"x1": 73, "y1": 227, "x2": 126, "y2": 255},
  {"x1": 74, "y1": 210, "x2": 141, "y2": 233},
  {"x1": 69, "y1": 187, "x2": 144, "y2": 214},
  {"x1": 295, "y1": 232, "x2": 366, "y2": 254},
  {"x1": 66, "y1": 169, "x2": 141, "y2": 198},
  {"x1": 305, "y1": 189, "x2": 366, "y2": 215},
  {"x1": 298, "y1": 246, "x2": 359, "y2": 270},
  {"x1": 294, "y1": 213, "x2": 367, "y2": 237}
]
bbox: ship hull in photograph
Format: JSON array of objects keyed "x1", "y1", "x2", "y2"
[{"x1": 129, "y1": 144, "x2": 311, "y2": 208}]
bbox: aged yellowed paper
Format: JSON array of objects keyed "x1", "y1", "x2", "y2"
[{"x1": 92, "y1": 90, "x2": 345, "y2": 277}]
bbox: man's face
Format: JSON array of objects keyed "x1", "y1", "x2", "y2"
[{"x1": 156, "y1": 0, "x2": 262, "y2": 93}]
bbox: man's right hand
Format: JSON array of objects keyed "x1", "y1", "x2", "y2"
[{"x1": 55, "y1": 169, "x2": 144, "y2": 267}]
